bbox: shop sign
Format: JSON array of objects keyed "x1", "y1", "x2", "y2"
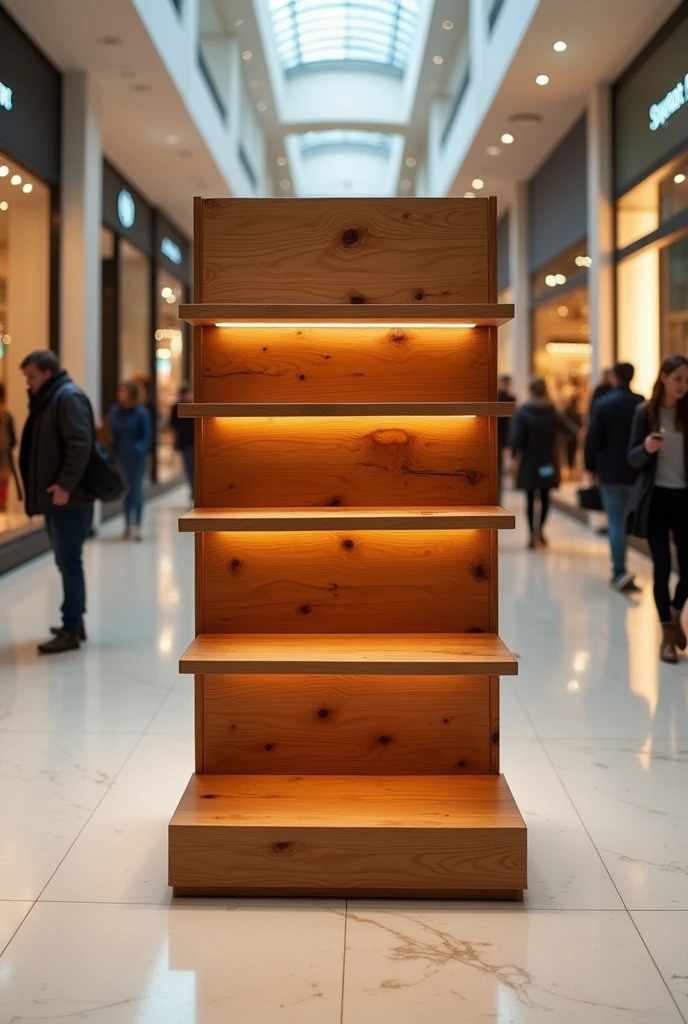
[
  {"x1": 649, "y1": 72, "x2": 688, "y2": 130},
  {"x1": 161, "y1": 236, "x2": 183, "y2": 264},
  {"x1": 117, "y1": 188, "x2": 136, "y2": 229},
  {"x1": 0, "y1": 80, "x2": 12, "y2": 111}
]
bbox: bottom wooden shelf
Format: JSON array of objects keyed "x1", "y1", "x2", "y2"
[{"x1": 169, "y1": 773, "x2": 527, "y2": 898}]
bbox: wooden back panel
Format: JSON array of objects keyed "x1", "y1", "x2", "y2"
[
  {"x1": 201, "y1": 416, "x2": 493, "y2": 508},
  {"x1": 198, "y1": 198, "x2": 494, "y2": 304},
  {"x1": 200, "y1": 326, "x2": 490, "y2": 404},
  {"x1": 200, "y1": 530, "x2": 492, "y2": 634}
]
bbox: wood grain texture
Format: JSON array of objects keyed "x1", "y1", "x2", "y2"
[
  {"x1": 179, "y1": 506, "x2": 516, "y2": 532},
  {"x1": 168, "y1": 773, "x2": 527, "y2": 894},
  {"x1": 201, "y1": 324, "x2": 491, "y2": 404},
  {"x1": 201, "y1": 530, "x2": 491, "y2": 634},
  {"x1": 180, "y1": 303, "x2": 514, "y2": 326},
  {"x1": 179, "y1": 633, "x2": 519, "y2": 676},
  {"x1": 202, "y1": 674, "x2": 491, "y2": 774},
  {"x1": 199, "y1": 199, "x2": 492, "y2": 304},
  {"x1": 490, "y1": 676, "x2": 500, "y2": 774},
  {"x1": 180, "y1": 401, "x2": 513, "y2": 418},
  {"x1": 201, "y1": 416, "x2": 491, "y2": 508}
]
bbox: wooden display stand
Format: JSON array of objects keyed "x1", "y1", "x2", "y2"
[{"x1": 169, "y1": 197, "x2": 527, "y2": 899}]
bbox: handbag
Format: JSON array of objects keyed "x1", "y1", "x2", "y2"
[
  {"x1": 577, "y1": 485, "x2": 603, "y2": 511},
  {"x1": 82, "y1": 440, "x2": 128, "y2": 502}
]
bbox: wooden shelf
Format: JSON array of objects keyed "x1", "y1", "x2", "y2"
[
  {"x1": 179, "y1": 302, "x2": 514, "y2": 327},
  {"x1": 169, "y1": 773, "x2": 527, "y2": 897},
  {"x1": 179, "y1": 401, "x2": 514, "y2": 418},
  {"x1": 180, "y1": 633, "x2": 518, "y2": 676},
  {"x1": 179, "y1": 506, "x2": 516, "y2": 533}
]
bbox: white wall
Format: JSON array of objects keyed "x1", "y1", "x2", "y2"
[{"x1": 278, "y1": 69, "x2": 409, "y2": 128}]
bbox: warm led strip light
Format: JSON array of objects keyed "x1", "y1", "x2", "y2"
[{"x1": 215, "y1": 321, "x2": 477, "y2": 329}]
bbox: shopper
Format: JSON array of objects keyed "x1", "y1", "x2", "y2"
[
  {"x1": 585, "y1": 362, "x2": 644, "y2": 592},
  {"x1": 0, "y1": 382, "x2": 17, "y2": 513},
  {"x1": 170, "y1": 382, "x2": 194, "y2": 501},
  {"x1": 497, "y1": 374, "x2": 516, "y2": 503},
  {"x1": 510, "y1": 376, "x2": 575, "y2": 549},
  {"x1": 19, "y1": 350, "x2": 95, "y2": 654},
  {"x1": 628, "y1": 354, "x2": 688, "y2": 664},
  {"x1": 563, "y1": 394, "x2": 583, "y2": 473},
  {"x1": 590, "y1": 368, "x2": 614, "y2": 410},
  {"x1": 107, "y1": 380, "x2": 151, "y2": 541}
]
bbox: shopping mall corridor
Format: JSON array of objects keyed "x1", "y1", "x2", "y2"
[{"x1": 0, "y1": 490, "x2": 687, "y2": 1023}]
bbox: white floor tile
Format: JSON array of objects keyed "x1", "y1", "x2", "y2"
[
  {"x1": 0, "y1": 901, "x2": 345, "y2": 1023},
  {"x1": 632, "y1": 911, "x2": 688, "y2": 1020},
  {"x1": 342, "y1": 907, "x2": 683, "y2": 1023},
  {"x1": 0, "y1": 902, "x2": 33, "y2": 955}
]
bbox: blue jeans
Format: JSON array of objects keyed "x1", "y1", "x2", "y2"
[
  {"x1": 44, "y1": 506, "x2": 94, "y2": 633},
  {"x1": 121, "y1": 457, "x2": 146, "y2": 527},
  {"x1": 600, "y1": 483, "x2": 633, "y2": 578}
]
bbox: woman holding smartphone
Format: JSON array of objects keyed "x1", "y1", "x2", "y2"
[{"x1": 628, "y1": 354, "x2": 688, "y2": 663}]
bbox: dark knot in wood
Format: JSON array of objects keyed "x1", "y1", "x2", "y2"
[
  {"x1": 342, "y1": 228, "x2": 359, "y2": 245},
  {"x1": 264, "y1": 743, "x2": 274, "y2": 752},
  {"x1": 298, "y1": 374, "x2": 306, "y2": 381},
  {"x1": 472, "y1": 561, "x2": 489, "y2": 582},
  {"x1": 390, "y1": 331, "x2": 406, "y2": 344},
  {"x1": 457, "y1": 760, "x2": 468, "y2": 768},
  {"x1": 274, "y1": 841, "x2": 290, "y2": 851},
  {"x1": 377, "y1": 735, "x2": 392, "y2": 745},
  {"x1": 414, "y1": 290, "x2": 425, "y2": 301},
  {"x1": 342, "y1": 539, "x2": 354, "y2": 550},
  {"x1": 298, "y1": 604, "x2": 312, "y2": 614},
  {"x1": 491, "y1": 732, "x2": 500, "y2": 744},
  {"x1": 370, "y1": 428, "x2": 410, "y2": 447},
  {"x1": 229, "y1": 558, "x2": 242, "y2": 573},
  {"x1": 201, "y1": 793, "x2": 218, "y2": 799},
  {"x1": 317, "y1": 708, "x2": 329, "y2": 719},
  {"x1": 328, "y1": 497, "x2": 342, "y2": 506},
  {"x1": 349, "y1": 295, "x2": 365, "y2": 304}
]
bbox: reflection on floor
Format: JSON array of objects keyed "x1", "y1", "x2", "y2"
[{"x1": 0, "y1": 488, "x2": 687, "y2": 1023}]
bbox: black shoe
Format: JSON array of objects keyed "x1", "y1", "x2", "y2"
[
  {"x1": 621, "y1": 578, "x2": 642, "y2": 594},
  {"x1": 527, "y1": 535, "x2": 536, "y2": 550},
  {"x1": 38, "y1": 632, "x2": 81, "y2": 655},
  {"x1": 50, "y1": 621, "x2": 87, "y2": 641},
  {"x1": 611, "y1": 572, "x2": 634, "y2": 593}
]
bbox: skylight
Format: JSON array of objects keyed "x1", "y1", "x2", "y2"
[
  {"x1": 299, "y1": 130, "x2": 393, "y2": 156},
  {"x1": 268, "y1": 0, "x2": 421, "y2": 76}
]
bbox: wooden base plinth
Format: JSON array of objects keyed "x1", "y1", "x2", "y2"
[{"x1": 168, "y1": 773, "x2": 526, "y2": 898}]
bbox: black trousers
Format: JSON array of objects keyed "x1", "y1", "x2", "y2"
[
  {"x1": 526, "y1": 488, "x2": 551, "y2": 534},
  {"x1": 646, "y1": 487, "x2": 688, "y2": 624}
]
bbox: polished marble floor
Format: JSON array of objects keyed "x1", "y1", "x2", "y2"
[{"x1": 0, "y1": 490, "x2": 687, "y2": 1023}]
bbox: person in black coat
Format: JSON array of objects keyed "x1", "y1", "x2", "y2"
[
  {"x1": 510, "y1": 377, "x2": 575, "y2": 549},
  {"x1": 627, "y1": 353, "x2": 688, "y2": 664},
  {"x1": 170, "y1": 382, "x2": 194, "y2": 500},
  {"x1": 584, "y1": 362, "x2": 644, "y2": 592},
  {"x1": 497, "y1": 374, "x2": 515, "y2": 503}
]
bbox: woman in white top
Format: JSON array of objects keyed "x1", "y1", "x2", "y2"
[{"x1": 628, "y1": 354, "x2": 688, "y2": 663}]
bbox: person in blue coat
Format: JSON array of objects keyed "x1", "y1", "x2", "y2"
[{"x1": 107, "y1": 380, "x2": 151, "y2": 541}]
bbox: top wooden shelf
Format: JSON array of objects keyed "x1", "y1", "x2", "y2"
[{"x1": 178, "y1": 303, "x2": 514, "y2": 327}]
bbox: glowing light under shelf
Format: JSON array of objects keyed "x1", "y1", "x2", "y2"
[{"x1": 214, "y1": 321, "x2": 478, "y2": 329}]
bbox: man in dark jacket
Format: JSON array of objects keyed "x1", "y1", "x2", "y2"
[
  {"x1": 19, "y1": 350, "x2": 95, "y2": 654},
  {"x1": 497, "y1": 374, "x2": 515, "y2": 503},
  {"x1": 584, "y1": 361, "x2": 644, "y2": 593}
]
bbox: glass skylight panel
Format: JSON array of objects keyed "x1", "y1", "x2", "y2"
[
  {"x1": 269, "y1": 0, "x2": 420, "y2": 74},
  {"x1": 299, "y1": 130, "x2": 393, "y2": 156}
]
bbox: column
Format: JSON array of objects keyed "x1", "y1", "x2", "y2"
[
  {"x1": 508, "y1": 182, "x2": 531, "y2": 403},
  {"x1": 587, "y1": 83, "x2": 615, "y2": 383},
  {"x1": 60, "y1": 72, "x2": 102, "y2": 416}
]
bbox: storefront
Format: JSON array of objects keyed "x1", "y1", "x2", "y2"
[
  {"x1": 614, "y1": 2, "x2": 688, "y2": 398},
  {"x1": 101, "y1": 162, "x2": 191, "y2": 482},
  {"x1": 0, "y1": 3, "x2": 61, "y2": 543},
  {"x1": 528, "y1": 115, "x2": 591, "y2": 416}
]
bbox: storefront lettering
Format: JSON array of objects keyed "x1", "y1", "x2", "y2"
[
  {"x1": 161, "y1": 236, "x2": 182, "y2": 264},
  {"x1": 649, "y1": 73, "x2": 688, "y2": 130},
  {"x1": 0, "y1": 80, "x2": 12, "y2": 111},
  {"x1": 117, "y1": 188, "x2": 136, "y2": 229}
]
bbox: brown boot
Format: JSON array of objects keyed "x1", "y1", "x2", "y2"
[
  {"x1": 671, "y1": 608, "x2": 687, "y2": 651},
  {"x1": 660, "y1": 625, "x2": 679, "y2": 664}
]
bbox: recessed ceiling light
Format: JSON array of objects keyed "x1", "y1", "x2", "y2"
[
  {"x1": 472, "y1": 178, "x2": 484, "y2": 189},
  {"x1": 558, "y1": 305, "x2": 569, "y2": 317},
  {"x1": 555, "y1": 273, "x2": 567, "y2": 285},
  {"x1": 553, "y1": 40, "x2": 567, "y2": 52},
  {"x1": 400, "y1": 179, "x2": 411, "y2": 189},
  {"x1": 442, "y1": 20, "x2": 454, "y2": 29},
  {"x1": 432, "y1": 55, "x2": 443, "y2": 64},
  {"x1": 277, "y1": 156, "x2": 287, "y2": 166},
  {"x1": 501, "y1": 133, "x2": 515, "y2": 144},
  {"x1": 486, "y1": 145, "x2": 501, "y2": 156},
  {"x1": 0, "y1": 165, "x2": 8, "y2": 177},
  {"x1": 166, "y1": 134, "x2": 180, "y2": 145},
  {"x1": 406, "y1": 156, "x2": 417, "y2": 167},
  {"x1": 242, "y1": 50, "x2": 252, "y2": 60},
  {"x1": 545, "y1": 275, "x2": 557, "y2": 287},
  {"x1": 10, "y1": 174, "x2": 21, "y2": 185},
  {"x1": 464, "y1": 191, "x2": 475, "y2": 198},
  {"x1": 536, "y1": 74, "x2": 550, "y2": 85},
  {"x1": 257, "y1": 100, "x2": 267, "y2": 111},
  {"x1": 0, "y1": 201, "x2": 8, "y2": 211},
  {"x1": 22, "y1": 183, "x2": 33, "y2": 193},
  {"x1": 98, "y1": 35, "x2": 123, "y2": 45},
  {"x1": 234, "y1": 18, "x2": 244, "y2": 27},
  {"x1": 675, "y1": 172, "x2": 686, "y2": 184},
  {"x1": 280, "y1": 179, "x2": 291, "y2": 191}
]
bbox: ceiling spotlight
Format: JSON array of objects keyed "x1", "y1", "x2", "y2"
[
  {"x1": 432, "y1": 55, "x2": 443, "y2": 64},
  {"x1": 242, "y1": 50, "x2": 252, "y2": 60},
  {"x1": 257, "y1": 100, "x2": 267, "y2": 111},
  {"x1": 234, "y1": 18, "x2": 244, "y2": 26},
  {"x1": 442, "y1": 20, "x2": 454, "y2": 29},
  {"x1": 553, "y1": 40, "x2": 567, "y2": 52},
  {"x1": 166, "y1": 294, "x2": 177, "y2": 304},
  {"x1": 406, "y1": 156, "x2": 417, "y2": 167},
  {"x1": 536, "y1": 74, "x2": 550, "y2": 85},
  {"x1": 472, "y1": 178, "x2": 484, "y2": 189},
  {"x1": 501, "y1": 133, "x2": 515, "y2": 144},
  {"x1": 0, "y1": 165, "x2": 8, "y2": 176},
  {"x1": 22, "y1": 183, "x2": 33, "y2": 193},
  {"x1": 486, "y1": 145, "x2": 501, "y2": 156},
  {"x1": 400, "y1": 179, "x2": 412, "y2": 189},
  {"x1": 166, "y1": 134, "x2": 180, "y2": 145},
  {"x1": 161, "y1": 287, "x2": 173, "y2": 298},
  {"x1": 545, "y1": 274, "x2": 557, "y2": 287},
  {"x1": 558, "y1": 306, "x2": 569, "y2": 317},
  {"x1": 280, "y1": 179, "x2": 291, "y2": 191},
  {"x1": 0, "y1": 201, "x2": 7, "y2": 211},
  {"x1": 675, "y1": 173, "x2": 686, "y2": 184},
  {"x1": 277, "y1": 156, "x2": 287, "y2": 166},
  {"x1": 555, "y1": 273, "x2": 567, "y2": 285},
  {"x1": 10, "y1": 174, "x2": 21, "y2": 185},
  {"x1": 464, "y1": 191, "x2": 476, "y2": 198}
]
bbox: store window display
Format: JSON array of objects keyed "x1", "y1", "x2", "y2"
[{"x1": 156, "y1": 272, "x2": 185, "y2": 482}]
